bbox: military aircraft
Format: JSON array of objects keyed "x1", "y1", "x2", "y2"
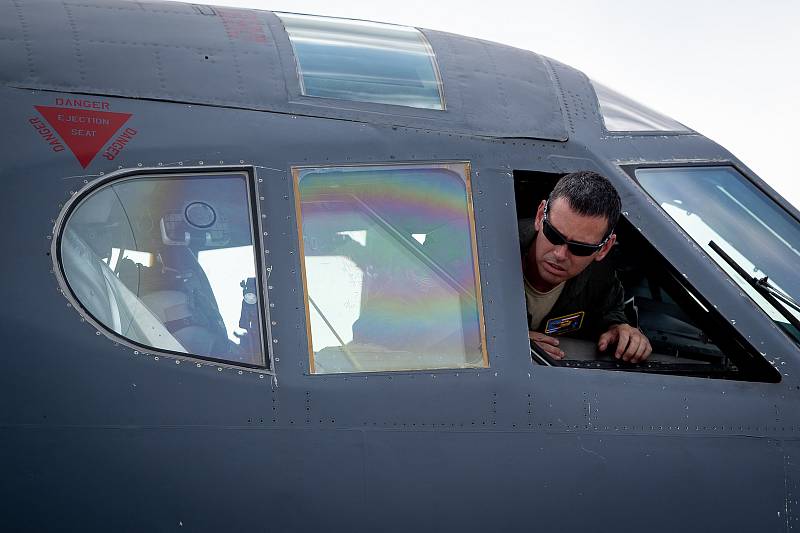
[{"x1": 2, "y1": 0, "x2": 799, "y2": 531}]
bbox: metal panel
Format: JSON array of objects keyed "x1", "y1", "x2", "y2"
[{"x1": 0, "y1": 0, "x2": 568, "y2": 140}]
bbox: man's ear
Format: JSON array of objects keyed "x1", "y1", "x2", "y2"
[
  {"x1": 594, "y1": 233, "x2": 616, "y2": 262},
  {"x1": 534, "y1": 200, "x2": 547, "y2": 231}
]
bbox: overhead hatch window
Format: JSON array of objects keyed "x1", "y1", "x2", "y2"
[
  {"x1": 277, "y1": 12, "x2": 445, "y2": 110},
  {"x1": 294, "y1": 163, "x2": 486, "y2": 374},
  {"x1": 592, "y1": 80, "x2": 690, "y2": 132},
  {"x1": 57, "y1": 171, "x2": 268, "y2": 368}
]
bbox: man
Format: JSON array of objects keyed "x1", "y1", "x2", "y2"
[{"x1": 523, "y1": 171, "x2": 652, "y2": 363}]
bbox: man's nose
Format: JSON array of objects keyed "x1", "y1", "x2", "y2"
[{"x1": 552, "y1": 244, "x2": 568, "y2": 260}]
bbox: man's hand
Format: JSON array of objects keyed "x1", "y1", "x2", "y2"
[
  {"x1": 529, "y1": 331, "x2": 565, "y2": 360},
  {"x1": 598, "y1": 323, "x2": 652, "y2": 363}
]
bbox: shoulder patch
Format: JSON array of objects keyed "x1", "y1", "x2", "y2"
[{"x1": 545, "y1": 311, "x2": 585, "y2": 336}]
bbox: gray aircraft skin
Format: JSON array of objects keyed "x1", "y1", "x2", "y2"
[{"x1": 2, "y1": 1, "x2": 800, "y2": 532}]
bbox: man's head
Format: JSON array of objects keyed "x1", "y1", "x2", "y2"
[{"x1": 525, "y1": 171, "x2": 621, "y2": 292}]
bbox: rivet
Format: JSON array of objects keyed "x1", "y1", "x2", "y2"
[
  {"x1": 196, "y1": 363, "x2": 202, "y2": 368},
  {"x1": 199, "y1": 161, "x2": 204, "y2": 165},
  {"x1": 175, "y1": 360, "x2": 180, "y2": 364},
  {"x1": 259, "y1": 374, "x2": 264, "y2": 379},
  {"x1": 273, "y1": 339, "x2": 278, "y2": 343},
  {"x1": 218, "y1": 367, "x2": 223, "y2": 372}
]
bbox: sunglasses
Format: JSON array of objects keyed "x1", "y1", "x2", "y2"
[{"x1": 541, "y1": 201, "x2": 613, "y2": 257}]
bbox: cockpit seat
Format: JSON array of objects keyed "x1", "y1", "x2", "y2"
[
  {"x1": 140, "y1": 290, "x2": 219, "y2": 355},
  {"x1": 137, "y1": 246, "x2": 231, "y2": 358}
]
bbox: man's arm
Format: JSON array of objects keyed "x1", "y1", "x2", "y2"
[
  {"x1": 598, "y1": 323, "x2": 652, "y2": 363},
  {"x1": 529, "y1": 331, "x2": 565, "y2": 360},
  {"x1": 594, "y1": 267, "x2": 652, "y2": 363}
]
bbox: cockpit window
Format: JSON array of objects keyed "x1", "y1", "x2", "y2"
[
  {"x1": 636, "y1": 166, "x2": 800, "y2": 344},
  {"x1": 294, "y1": 163, "x2": 486, "y2": 374},
  {"x1": 592, "y1": 80, "x2": 690, "y2": 132},
  {"x1": 58, "y1": 171, "x2": 267, "y2": 368},
  {"x1": 276, "y1": 13, "x2": 444, "y2": 110}
]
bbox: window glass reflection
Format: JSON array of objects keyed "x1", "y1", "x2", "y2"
[
  {"x1": 636, "y1": 166, "x2": 800, "y2": 342},
  {"x1": 295, "y1": 163, "x2": 486, "y2": 373},
  {"x1": 60, "y1": 173, "x2": 266, "y2": 366},
  {"x1": 278, "y1": 13, "x2": 444, "y2": 110},
  {"x1": 593, "y1": 81, "x2": 689, "y2": 132}
]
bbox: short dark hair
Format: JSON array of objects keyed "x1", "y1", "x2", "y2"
[{"x1": 548, "y1": 171, "x2": 621, "y2": 234}]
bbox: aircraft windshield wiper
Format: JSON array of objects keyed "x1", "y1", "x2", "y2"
[{"x1": 709, "y1": 240, "x2": 800, "y2": 331}]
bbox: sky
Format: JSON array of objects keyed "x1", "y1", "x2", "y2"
[{"x1": 174, "y1": 0, "x2": 800, "y2": 209}]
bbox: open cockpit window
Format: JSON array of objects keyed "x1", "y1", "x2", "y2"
[
  {"x1": 294, "y1": 163, "x2": 486, "y2": 374},
  {"x1": 635, "y1": 165, "x2": 800, "y2": 345},
  {"x1": 57, "y1": 170, "x2": 267, "y2": 368},
  {"x1": 277, "y1": 13, "x2": 444, "y2": 110},
  {"x1": 514, "y1": 170, "x2": 777, "y2": 381}
]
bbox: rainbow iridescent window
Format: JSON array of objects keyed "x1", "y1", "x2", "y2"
[
  {"x1": 277, "y1": 13, "x2": 444, "y2": 110},
  {"x1": 294, "y1": 163, "x2": 486, "y2": 374}
]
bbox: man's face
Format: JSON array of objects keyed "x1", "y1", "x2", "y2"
[{"x1": 526, "y1": 197, "x2": 616, "y2": 291}]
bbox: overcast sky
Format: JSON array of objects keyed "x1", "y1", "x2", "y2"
[{"x1": 175, "y1": 0, "x2": 800, "y2": 209}]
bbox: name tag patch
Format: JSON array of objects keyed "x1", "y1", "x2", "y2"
[{"x1": 545, "y1": 311, "x2": 585, "y2": 335}]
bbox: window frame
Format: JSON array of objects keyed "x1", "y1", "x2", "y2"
[
  {"x1": 52, "y1": 166, "x2": 275, "y2": 372},
  {"x1": 292, "y1": 161, "x2": 488, "y2": 375}
]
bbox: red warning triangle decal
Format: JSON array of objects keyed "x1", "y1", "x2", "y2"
[{"x1": 34, "y1": 106, "x2": 132, "y2": 168}]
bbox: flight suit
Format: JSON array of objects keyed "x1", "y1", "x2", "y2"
[{"x1": 529, "y1": 259, "x2": 628, "y2": 340}]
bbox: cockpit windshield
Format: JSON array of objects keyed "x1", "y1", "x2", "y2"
[{"x1": 636, "y1": 166, "x2": 800, "y2": 343}]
